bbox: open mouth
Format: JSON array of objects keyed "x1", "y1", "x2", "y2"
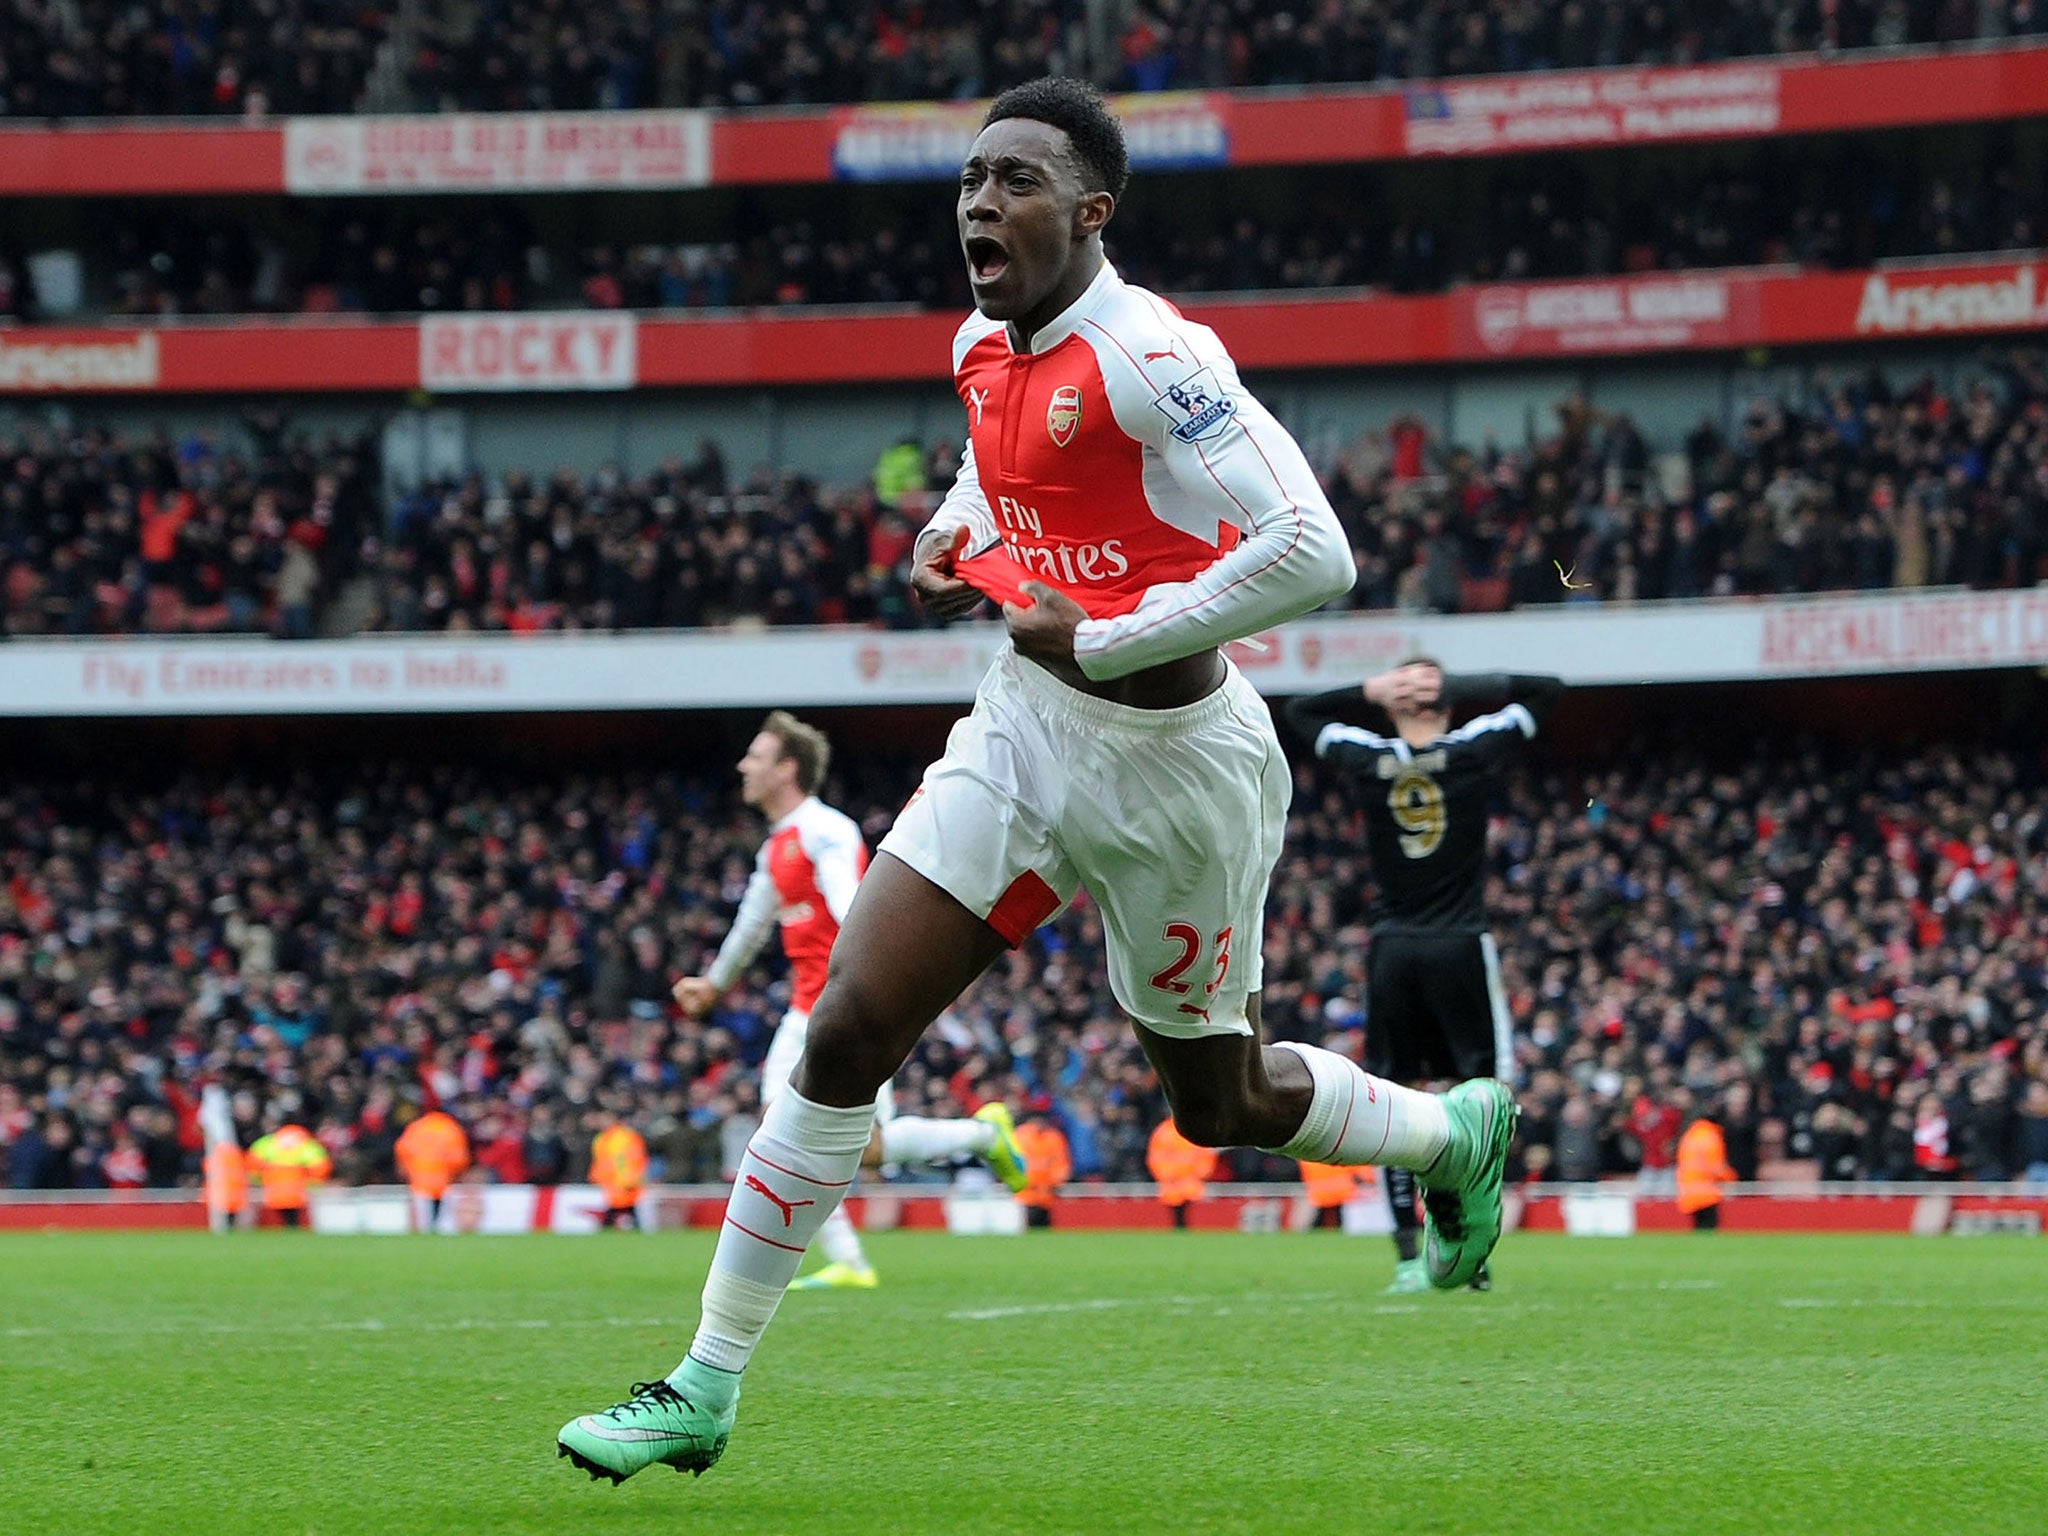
[{"x1": 964, "y1": 235, "x2": 1010, "y2": 284}]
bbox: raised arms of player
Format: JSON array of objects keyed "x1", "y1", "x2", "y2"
[
  {"x1": 1441, "y1": 674, "x2": 1565, "y2": 730},
  {"x1": 1285, "y1": 672, "x2": 1566, "y2": 766},
  {"x1": 1073, "y1": 340, "x2": 1353, "y2": 680}
]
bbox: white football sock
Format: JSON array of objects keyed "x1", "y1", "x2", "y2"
[
  {"x1": 879, "y1": 1114, "x2": 995, "y2": 1165},
  {"x1": 1261, "y1": 1042, "x2": 1450, "y2": 1171},
  {"x1": 816, "y1": 1202, "x2": 869, "y2": 1271},
  {"x1": 685, "y1": 1087, "x2": 873, "y2": 1374}
]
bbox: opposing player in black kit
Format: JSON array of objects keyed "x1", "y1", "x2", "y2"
[{"x1": 1287, "y1": 658, "x2": 1562, "y2": 1293}]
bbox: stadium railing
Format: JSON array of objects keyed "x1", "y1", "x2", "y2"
[{"x1": 7, "y1": 1184, "x2": 2044, "y2": 1237}]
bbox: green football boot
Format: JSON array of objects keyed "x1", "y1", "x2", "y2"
[
  {"x1": 973, "y1": 1102, "x2": 1030, "y2": 1194},
  {"x1": 790, "y1": 1260, "x2": 879, "y2": 1291},
  {"x1": 1417, "y1": 1079, "x2": 1518, "y2": 1291},
  {"x1": 1384, "y1": 1257, "x2": 1430, "y2": 1295},
  {"x1": 556, "y1": 1364, "x2": 737, "y2": 1484}
]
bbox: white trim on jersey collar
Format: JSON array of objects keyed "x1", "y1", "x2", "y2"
[
  {"x1": 1013, "y1": 261, "x2": 1121, "y2": 355},
  {"x1": 769, "y1": 795, "x2": 820, "y2": 832}
]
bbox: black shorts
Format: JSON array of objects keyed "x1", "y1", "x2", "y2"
[{"x1": 1365, "y1": 928, "x2": 1510, "y2": 1084}]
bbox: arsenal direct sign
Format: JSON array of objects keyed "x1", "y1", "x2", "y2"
[{"x1": 1455, "y1": 273, "x2": 1758, "y2": 357}]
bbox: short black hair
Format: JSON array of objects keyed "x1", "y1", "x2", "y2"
[{"x1": 984, "y1": 77, "x2": 1129, "y2": 201}]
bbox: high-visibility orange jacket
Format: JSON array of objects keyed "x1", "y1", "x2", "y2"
[
  {"x1": 1676, "y1": 1118, "x2": 1737, "y2": 1214},
  {"x1": 246, "y1": 1125, "x2": 332, "y2": 1210},
  {"x1": 396, "y1": 1111, "x2": 472, "y2": 1199},
  {"x1": 591, "y1": 1124, "x2": 649, "y2": 1204},
  {"x1": 1299, "y1": 1160, "x2": 1367, "y2": 1209},
  {"x1": 204, "y1": 1142, "x2": 247, "y2": 1215},
  {"x1": 1148, "y1": 1119, "x2": 1217, "y2": 1208},
  {"x1": 1014, "y1": 1119, "x2": 1070, "y2": 1209}
]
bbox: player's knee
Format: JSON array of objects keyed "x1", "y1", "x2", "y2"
[
  {"x1": 1166, "y1": 1097, "x2": 1245, "y2": 1149},
  {"x1": 797, "y1": 976, "x2": 897, "y2": 1096}
]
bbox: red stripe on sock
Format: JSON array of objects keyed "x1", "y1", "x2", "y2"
[
  {"x1": 727, "y1": 1217, "x2": 806, "y2": 1254},
  {"x1": 1368, "y1": 1083, "x2": 1395, "y2": 1164},
  {"x1": 1333, "y1": 1072, "x2": 1357, "y2": 1150},
  {"x1": 748, "y1": 1152, "x2": 854, "y2": 1188}
]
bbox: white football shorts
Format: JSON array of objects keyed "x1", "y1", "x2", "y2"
[
  {"x1": 760, "y1": 1007, "x2": 896, "y2": 1124},
  {"x1": 879, "y1": 645, "x2": 1290, "y2": 1039}
]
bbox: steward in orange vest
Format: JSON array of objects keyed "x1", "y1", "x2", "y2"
[
  {"x1": 396, "y1": 1109, "x2": 473, "y2": 1228},
  {"x1": 1147, "y1": 1118, "x2": 1218, "y2": 1230},
  {"x1": 1013, "y1": 1115, "x2": 1070, "y2": 1229},
  {"x1": 1300, "y1": 1160, "x2": 1368, "y2": 1229},
  {"x1": 1676, "y1": 1115, "x2": 1737, "y2": 1230},
  {"x1": 204, "y1": 1141, "x2": 248, "y2": 1229},
  {"x1": 591, "y1": 1120, "x2": 649, "y2": 1230},
  {"x1": 246, "y1": 1124, "x2": 333, "y2": 1229}
]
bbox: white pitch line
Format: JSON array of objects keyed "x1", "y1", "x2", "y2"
[
  {"x1": 2, "y1": 1314, "x2": 677, "y2": 1340},
  {"x1": 946, "y1": 1289, "x2": 1347, "y2": 1322}
]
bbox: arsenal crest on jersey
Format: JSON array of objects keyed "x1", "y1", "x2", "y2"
[{"x1": 1047, "y1": 385, "x2": 1082, "y2": 447}]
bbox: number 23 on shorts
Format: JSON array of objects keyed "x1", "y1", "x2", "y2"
[{"x1": 1150, "y1": 922, "x2": 1234, "y2": 1020}]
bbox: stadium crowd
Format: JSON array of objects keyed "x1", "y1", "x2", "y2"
[
  {"x1": 9, "y1": 149, "x2": 2039, "y2": 322},
  {"x1": 5, "y1": 0, "x2": 2045, "y2": 118},
  {"x1": 0, "y1": 412, "x2": 379, "y2": 639},
  {"x1": 3, "y1": 731, "x2": 2046, "y2": 1197},
  {"x1": 5, "y1": 351, "x2": 2043, "y2": 639}
]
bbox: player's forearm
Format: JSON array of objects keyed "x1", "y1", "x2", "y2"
[
  {"x1": 1281, "y1": 686, "x2": 1370, "y2": 746},
  {"x1": 1444, "y1": 673, "x2": 1565, "y2": 723},
  {"x1": 1071, "y1": 502, "x2": 1353, "y2": 680},
  {"x1": 704, "y1": 879, "x2": 778, "y2": 990},
  {"x1": 917, "y1": 452, "x2": 999, "y2": 559}
]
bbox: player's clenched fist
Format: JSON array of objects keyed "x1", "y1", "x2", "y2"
[
  {"x1": 1005, "y1": 581, "x2": 1088, "y2": 682},
  {"x1": 672, "y1": 975, "x2": 718, "y2": 1016},
  {"x1": 910, "y1": 526, "x2": 986, "y2": 620}
]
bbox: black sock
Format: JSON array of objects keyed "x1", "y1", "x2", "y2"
[{"x1": 1386, "y1": 1166, "x2": 1420, "y2": 1262}]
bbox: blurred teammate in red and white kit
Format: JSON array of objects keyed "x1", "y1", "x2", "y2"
[
  {"x1": 671, "y1": 711, "x2": 1027, "y2": 1290},
  {"x1": 559, "y1": 79, "x2": 1514, "y2": 1485}
]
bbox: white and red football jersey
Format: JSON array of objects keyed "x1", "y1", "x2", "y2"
[
  {"x1": 925, "y1": 262, "x2": 1352, "y2": 680},
  {"x1": 706, "y1": 797, "x2": 868, "y2": 1013}
]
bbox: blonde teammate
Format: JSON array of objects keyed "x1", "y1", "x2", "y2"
[{"x1": 671, "y1": 711, "x2": 1026, "y2": 1289}]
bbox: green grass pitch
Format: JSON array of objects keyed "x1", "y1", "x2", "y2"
[{"x1": 3, "y1": 1229, "x2": 2044, "y2": 1535}]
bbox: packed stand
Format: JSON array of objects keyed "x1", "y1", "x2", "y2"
[
  {"x1": 0, "y1": 0, "x2": 384, "y2": 118},
  {"x1": 1328, "y1": 350, "x2": 2048, "y2": 612},
  {"x1": 0, "y1": 413, "x2": 379, "y2": 639},
  {"x1": 7, "y1": 0, "x2": 2046, "y2": 119},
  {"x1": 13, "y1": 147, "x2": 2041, "y2": 321},
  {"x1": 6, "y1": 351, "x2": 2042, "y2": 640},
  {"x1": 3, "y1": 734, "x2": 2046, "y2": 1198},
  {"x1": 374, "y1": 349, "x2": 2048, "y2": 635}
]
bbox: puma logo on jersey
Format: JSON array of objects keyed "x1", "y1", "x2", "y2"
[{"x1": 1144, "y1": 346, "x2": 1182, "y2": 363}]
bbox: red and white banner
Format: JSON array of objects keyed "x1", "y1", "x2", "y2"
[
  {"x1": 419, "y1": 313, "x2": 637, "y2": 391},
  {"x1": 6, "y1": 43, "x2": 2047, "y2": 196},
  {"x1": 283, "y1": 112, "x2": 710, "y2": 193},
  {"x1": 1405, "y1": 66, "x2": 1781, "y2": 155},
  {"x1": 3, "y1": 255, "x2": 2039, "y2": 393},
  {"x1": 1851, "y1": 262, "x2": 2048, "y2": 337},
  {"x1": 1456, "y1": 272, "x2": 1762, "y2": 356},
  {"x1": 7, "y1": 586, "x2": 2048, "y2": 718},
  {"x1": 0, "y1": 331, "x2": 160, "y2": 389}
]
